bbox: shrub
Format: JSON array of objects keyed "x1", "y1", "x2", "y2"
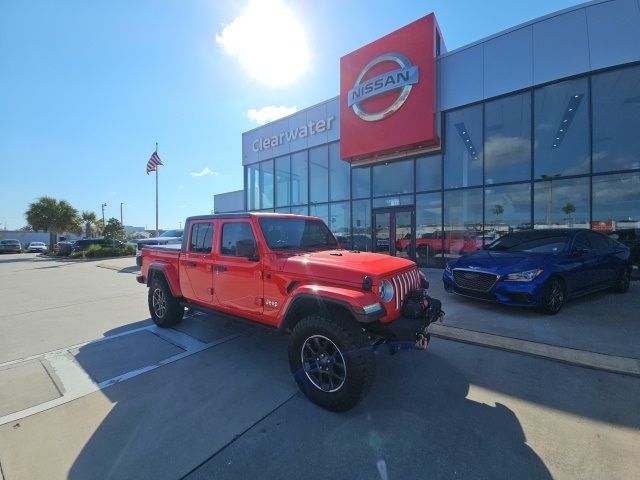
[{"x1": 69, "y1": 244, "x2": 136, "y2": 259}]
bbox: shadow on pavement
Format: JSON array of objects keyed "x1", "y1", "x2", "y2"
[{"x1": 186, "y1": 344, "x2": 552, "y2": 480}]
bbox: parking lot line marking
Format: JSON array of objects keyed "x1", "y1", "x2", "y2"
[
  {"x1": 0, "y1": 327, "x2": 241, "y2": 427},
  {"x1": 430, "y1": 324, "x2": 640, "y2": 377}
]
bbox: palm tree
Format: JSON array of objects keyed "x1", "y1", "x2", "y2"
[
  {"x1": 25, "y1": 196, "x2": 82, "y2": 248},
  {"x1": 81, "y1": 211, "x2": 98, "y2": 238}
]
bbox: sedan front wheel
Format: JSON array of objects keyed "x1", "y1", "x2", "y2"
[{"x1": 539, "y1": 277, "x2": 565, "y2": 315}]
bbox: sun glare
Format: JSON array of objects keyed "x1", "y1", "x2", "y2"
[{"x1": 216, "y1": 0, "x2": 310, "y2": 87}]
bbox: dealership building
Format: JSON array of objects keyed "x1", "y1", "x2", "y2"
[{"x1": 216, "y1": 0, "x2": 640, "y2": 266}]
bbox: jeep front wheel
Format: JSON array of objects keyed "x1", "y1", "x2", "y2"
[
  {"x1": 148, "y1": 275, "x2": 184, "y2": 327},
  {"x1": 288, "y1": 315, "x2": 375, "y2": 412}
]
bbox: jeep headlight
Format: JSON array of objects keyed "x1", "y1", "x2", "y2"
[
  {"x1": 378, "y1": 279, "x2": 394, "y2": 303},
  {"x1": 504, "y1": 269, "x2": 543, "y2": 282}
]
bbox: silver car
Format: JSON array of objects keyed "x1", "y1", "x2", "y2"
[{"x1": 0, "y1": 239, "x2": 23, "y2": 253}]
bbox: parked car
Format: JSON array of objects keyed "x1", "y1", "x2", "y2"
[
  {"x1": 0, "y1": 239, "x2": 22, "y2": 253},
  {"x1": 135, "y1": 229, "x2": 183, "y2": 264},
  {"x1": 71, "y1": 238, "x2": 125, "y2": 253},
  {"x1": 609, "y1": 229, "x2": 640, "y2": 266},
  {"x1": 54, "y1": 241, "x2": 74, "y2": 256},
  {"x1": 443, "y1": 229, "x2": 631, "y2": 314},
  {"x1": 26, "y1": 242, "x2": 48, "y2": 253}
]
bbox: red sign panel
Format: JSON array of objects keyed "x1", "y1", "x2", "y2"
[{"x1": 340, "y1": 14, "x2": 440, "y2": 161}]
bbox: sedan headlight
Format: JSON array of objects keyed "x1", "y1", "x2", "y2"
[
  {"x1": 445, "y1": 262, "x2": 452, "y2": 274},
  {"x1": 504, "y1": 269, "x2": 543, "y2": 282},
  {"x1": 378, "y1": 279, "x2": 394, "y2": 303}
]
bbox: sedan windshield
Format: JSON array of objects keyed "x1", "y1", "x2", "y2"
[
  {"x1": 259, "y1": 218, "x2": 338, "y2": 251},
  {"x1": 1, "y1": 240, "x2": 20, "y2": 245},
  {"x1": 160, "y1": 229, "x2": 183, "y2": 238},
  {"x1": 487, "y1": 231, "x2": 569, "y2": 254}
]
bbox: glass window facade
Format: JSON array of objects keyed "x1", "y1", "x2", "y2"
[
  {"x1": 444, "y1": 104, "x2": 483, "y2": 189},
  {"x1": 534, "y1": 78, "x2": 589, "y2": 178},
  {"x1": 484, "y1": 93, "x2": 531, "y2": 184},
  {"x1": 592, "y1": 65, "x2": 640, "y2": 173},
  {"x1": 244, "y1": 65, "x2": 640, "y2": 265}
]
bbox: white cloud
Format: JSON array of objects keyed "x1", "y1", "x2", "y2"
[
  {"x1": 216, "y1": 0, "x2": 309, "y2": 87},
  {"x1": 178, "y1": 184, "x2": 185, "y2": 190},
  {"x1": 190, "y1": 167, "x2": 219, "y2": 177},
  {"x1": 247, "y1": 105, "x2": 298, "y2": 125}
]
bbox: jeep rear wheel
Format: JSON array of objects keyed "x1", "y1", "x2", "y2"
[
  {"x1": 148, "y1": 275, "x2": 184, "y2": 327},
  {"x1": 288, "y1": 315, "x2": 374, "y2": 412}
]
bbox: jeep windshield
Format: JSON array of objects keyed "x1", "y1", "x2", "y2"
[{"x1": 259, "y1": 217, "x2": 338, "y2": 251}]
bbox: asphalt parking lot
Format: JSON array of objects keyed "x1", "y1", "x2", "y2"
[{"x1": 0, "y1": 253, "x2": 639, "y2": 480}]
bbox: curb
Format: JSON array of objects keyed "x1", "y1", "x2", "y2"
[{"x1": 429, "y1": 323, "x2": 640, "y2": 377}]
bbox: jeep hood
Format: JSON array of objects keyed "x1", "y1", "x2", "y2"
[{"x1": 281, "y1": 250, "x2": 416, "y2": 283}]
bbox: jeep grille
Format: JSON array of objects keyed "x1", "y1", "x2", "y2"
[{"x1": 391, "y1": 269, "x2": 421, "y2": 312}]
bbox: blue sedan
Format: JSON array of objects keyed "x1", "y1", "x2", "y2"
[{"x1": 442, "y1": 229, "x2": 631, "y2": 314}]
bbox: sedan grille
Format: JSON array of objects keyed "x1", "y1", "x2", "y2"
[
  {"x1": 453, "y1": 269, "x2": 498, "y2": 292},
  {"x1": 390, "y1": 269, "x2": 421, "y2": 312}
]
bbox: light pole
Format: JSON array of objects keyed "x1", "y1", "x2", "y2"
[
  {"x1": 541, "y1": 174, "x2": 561, "y2": 226},
  {"x1": 101, "y1": 203, "x2": 107, "y2": 229},
  {"x1": 120, "y1": 202, "x2": 124, "y2": 225}
]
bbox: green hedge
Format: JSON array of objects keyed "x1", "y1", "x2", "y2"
[{"x1": 70, "y1": 244, "x2": 136, "y2": 259}]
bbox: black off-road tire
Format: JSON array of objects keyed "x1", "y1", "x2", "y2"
[
  {"x1": 148, "y1": 275, "x2": 184, "y2": 327},
  {"x1": 288, "y1": 315, "x2": 375, "y2": 412},
  {"x1": 538, "y1": 277, "x2": 565, "y2": 315},
  {"x1": 612, "y1": 267, "x2": 631, "y2": 293}
]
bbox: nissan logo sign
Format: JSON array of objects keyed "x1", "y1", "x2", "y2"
[{"x1": 347, "y1": 53, "x2": 419, "y2": 122}]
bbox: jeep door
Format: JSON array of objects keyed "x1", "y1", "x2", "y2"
[
  {"x1": 213, "y1": 221, "x2": 264, "y2": 316},
  {"x1": 179, "y1": 221, "x2": 215, "y2": 303}
]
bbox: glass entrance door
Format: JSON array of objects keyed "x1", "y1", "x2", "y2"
[{"x1": 372, "y1": 207, "x2": 415, "y2": 259}]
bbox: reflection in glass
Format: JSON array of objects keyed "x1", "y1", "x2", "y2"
[
  {"x1": 484, "y1": 183, "x2": 531, "y2": 238},
  {"x1": 444, "y1": 104, "x2": 483, "y2": 188},
  {"x1": 310, "y1": 203, "x2": 328, "y2": 225},
  {"x1": 592, "y1": 65, "x2": 640, "y2": 173},
  {"x1": 352, "y1": 166, "x2": 371, "y2": 199},
  {"x1": 372, "y1": 160, "x2": 413, "y2": 196},
  {"x1": 534, "y1": 78, "x2": 589, "y2": 178},
  {"x1": 310, "y1": 145, "x2": 328, "y2": 203},
  {"x1": 275, "y1": 155, "x2": 290, "y2": 208},
  {"x1": 246, "y1": 164, "x2": 260, "y2": 211},
  {"x1": 291, "y1": 151, "x2": 308, "y2": 205},
  {"x1": 329, "y1": 143, "x2": 350, "y2": 201},
  {"x1": 444, "y1": 188, "x2": 483, "y2": 257},
  {"x1": 260, "y1": 160, "x2": 274, "y2": 209},
  {"x1": 592, "y1": 173, "x2": 640, "y2": 230},
  {"x1": 395, "y1": 211, "x2": 412, "y2": 259},
  {"x1": 329, "y1": 202, "x2": 350, "y2": 245},
  {"x1": 484, "y1": 93, "x2": 531, "y2": 184},
  {"x1": 291, "y1": 205, "x2": 308, "y2": 216},
  {"x1": 372, "y1": 195, "x2": 413, "y2": 208},
  {"x1": 351, "y1": 199, "x2": 372, "y2": 251},
  {"x1": 416, "y1": 192, "x2": 442, "y2": 265},
  {"x1": 374, "y1": 212, "x2": 391, "y2": 255},
  {"x1": 416, "y1": 154, "x2": 442, "y2": 192},
  {"x1": 534, "y1": 177, "x2": 589, "y2": 228}
]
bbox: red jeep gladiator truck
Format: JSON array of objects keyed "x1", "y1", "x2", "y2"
[{"x1": 137, "y1": 213, "x2": 443, "y2": 411}]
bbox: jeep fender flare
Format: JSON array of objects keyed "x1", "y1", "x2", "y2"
[
  {"x1": 278, "y1": 285, "x2": 383, "y2": 332},
  {"x1": 147, "y1": 261, "x2": 182, "y2": 297}
]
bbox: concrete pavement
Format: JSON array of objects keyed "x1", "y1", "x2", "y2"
[{"x1": 0, "y1": 254, "x2": 639, "y2": 479}]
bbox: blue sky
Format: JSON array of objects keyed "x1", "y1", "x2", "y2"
[{"x1": 0, "y1": 0, "x2": 583, "y2": 230}]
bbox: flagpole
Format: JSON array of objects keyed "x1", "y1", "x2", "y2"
[{"x1": 155, "y1": 142, "x2": 159, "y2": 237}]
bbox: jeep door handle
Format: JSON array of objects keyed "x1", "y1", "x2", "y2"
[
  {"x1": 214, "y1": 265, "x2": 227, "y2": 272},
  {"x1": 186, "y1": 261, "x2": 197, "y2": 268}
]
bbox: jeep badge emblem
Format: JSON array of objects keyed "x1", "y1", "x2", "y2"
[{"x1": 347, "y1": 52, "x2": 419, "y2": 122}]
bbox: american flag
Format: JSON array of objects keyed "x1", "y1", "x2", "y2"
[{"x1": 146, "y1": 152, "x2": 163, "y2": 174}]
